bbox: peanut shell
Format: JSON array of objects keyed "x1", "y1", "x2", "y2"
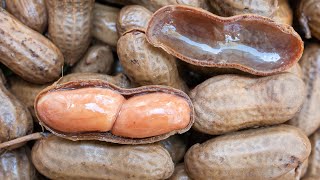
[
  {"x1": 298, "y1": 0, "x2": 320, "y2": 40},
  {"x1": 303, "y1": 129, "x2": 320, "y2": 179}
]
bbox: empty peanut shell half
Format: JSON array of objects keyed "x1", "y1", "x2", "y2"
[
  {"x1": 34, "y1": 80, "x2": 194, "y2": 144},
  {"x1": 146, "y1": 5, "x2": 303, "y2": 76}
]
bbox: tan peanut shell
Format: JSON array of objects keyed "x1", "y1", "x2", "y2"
[
  {"x1": 275, "y1": 159, "x2": 308, "y2": 180},
  {"x1": 0, "y1": 146, "x2": 37, "y2": 180},
  {"x1": 0, "y1": 8, "x2": 63, "y2": 84},
  {"x1": 34, "y1": 80, "x2": 194, "y2": 144},
  {"x1": 286, "y1": 63, "x2": 303, "y2": 78},
  {"x1": 160, "y1": 135, "x2": 186, "y2": 164},
  {"x1": 185, "y1": 125, "x2": 311, "y2": 180},
  {"x1": 71, "y1": 45, "x2": 114, "y2": 74},
  {"x1": 288, "y1": 44, "x2": 320, "y2": 136},
  {"x1": 92, "y1": 3, "x2": 119, "y2": 48},
  {"x1": 298, "y1": 0, "x2": 320, "y2": 40},
  {"x1": 169, "y1": 163, "x2": 191, "y2": 180},
  {"x1": 117, "y1": 30, "x2": 187, "y2": 92},
  {"x1": 9, "y1": 73, "x2": 131, "y2": 120},
  {"x1": 272, "y1": 0, "x2": 292, "y2": 25},
  {"x1": 146, "y1": 5, "x2": 303, "y2": 76},
  {"x1": 117, "y1": 5, "x2": 152, "y2": 36},
  {"x1": 190, "y1": 73, "x2": 306, "y2": 135},
  {"x1": 32, "y1": 135, "x2": 174, "y2": 179},
  {"x1": 303, "y1": 129, "x2": 320, "y2": 179},
  {"x1": 5, "y1": 0, "x2": 47, "y2": 33},
  {"x1": 46, "y1": 0, "x2": 94, "y2": 66},
  {"x1": 0, "y1": 70, "x2": 33, "y2": 152}
]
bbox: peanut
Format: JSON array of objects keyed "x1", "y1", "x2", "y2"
[
  {"x1": 34, "y1": 80, "x2": 194, "y2": 144},
  {"x1": 298, "y1": 0, "x2": 320, "y2": 40},
  {"x1": 46, "y1": 0, "x2": 94, "y2": 66},
  {"x1": 117, "y1": 30, "x2": 187, "y2": 91},
  {"x1": 0, "y1": 146, "x2": 37, "y2": 180},
  {"x1": 185, "y1": 125, "x2": 311, "y2": 180},
  {"x1": 5, "y1": 0, "x2": 47, "y2": 33},
  {"x1": 32, "y1": 135, "x2": 174, "y2": 180},
  {"x1": 169, "y1": 163, "x2": 191, "y2": 180},
  {"x1": 160, "y1": 135, "x2": 186, "y2": 164},
  {"x1": 0, "y1": 8, "x2": 63, "y2": 84},
  {"x1": 288, "y1": 44, "x2": 320, "y2": 136},
  {"x1": 146, "y1": 5, "x2": 303, "y2": 76},
  {"x1": 0, "y1": 70, "x2": 33, "y2": 152},
  {"x1": 303, "y1": 129, "x2": 320, "y2": 179},
  {"x1": 92, "y1": 3, "x2": 119, "y2": 48},
  {"x1": 117, "y1": 5, "x2": 152, "y2": 35},
  {"x1": 71, "y1": 45, "x2": 114, "y2": 74},
  {"x1": 190, "y1": 73, "x2": 305, "y2": 135}
]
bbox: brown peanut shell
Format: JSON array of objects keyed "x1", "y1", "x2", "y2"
[
  {"x1": 160, "y1": 135, "x2": 186, "y2": 164},
  {"x1": 146, "y1": 5, "x2": 303, "y2": 76},
  {"x1": 185, "y1": 125, "x2": 311, "y2": 180},
  {"x1": 117, "y1": 30, "x2": 187, "y2": 92},
  {"x1": 169, "y1": 163, "x2": 191, "y2": 180},
  {"x1": 32, "y1": 135, "x2": 174, "y2": 180},
  {"x1": 71, "y1": 45, "x2": 114, "y2": 74},
  {"x1": 303, "y1": 129, "x2": 320, "y2": 179},
  {"x1": 0, "y1": 146, "x2": 37, "y2": 180},
  {"x1": 34, "y1": 80, "x2": 194, "y2": 144},
  {"x1": 117, "y1": 5, "x2": 152, "y2": 36},
  {"x1": 272, "y1": 0, "x2": 292, "y2": 25},
  {"x1": 298, "y1": 0, "x2": 320, "y2": 40},
  {"x1": 190, "y1": 73, "x2": 306, "y2": 135},
  {"x1": 288, "y1": 44, "x2": 320, "y2": 136},
  {"x1": 5, "y1": 0, "x2": 47, "y2": 33},
  {"x1": 92, "y1": 3, "x2": 119, "y2": 48},
  {"x1": 46, "y1": 0, "x2": 94, "y2": 66},
  {"x1": 0, "y1": 8, "x2": 63, "y2": 84}
]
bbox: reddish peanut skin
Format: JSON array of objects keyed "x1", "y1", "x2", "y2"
[
  {"x1": 5, "y1": 0, "x2": 47, "y2": 33},
  {"x1": 117, "y1": 5, "x2": 152, "y2": 35},
  {"x1": 0, "y1": 147, "x2": 37, "y2": 180},
  {"x1": 288, "y1": 44, "x2": 320, "y2": 136},
  {"x1": 92, "y1": 3, "x2": 119, "y2": 48},
  {"x1": 303, "y1": 129, "x2": 320, "y2": 179},
  {"x1": 46, "y1": 0, "x2": 94, "y2": 66},
  {"x1": 185, "y1": 125, "x2": 311, "y2": 180},
  {"x1": 32, "y1": 135, "x2": 174, "y2": 180},
  {"x1": 0, "y1": 8, "x2": 63, "y2": 84},
  {"x1": 190, "y1": 73, "x2": 306, "y2": 135},
  {"x1": 0, "y1": 70, "x2": 33, "y2": 152}
]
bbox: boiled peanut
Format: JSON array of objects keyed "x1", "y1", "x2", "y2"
[
  {"x1": 117, "y1": 31, "x2": 187, "y2": 91},
  {"x1": 169, "y1": 163, "x2": 191, "y2": 180},
  {"x1": 117, "y1": 5, "x2": 152, "y2": 35},
  {"x1": 71, "y1": 45, "x2": 114, "y2": 74},
  {"x1": 274, "y1": 159, "x2": 308, "y2": 180},
  {"x1": 46, "y1": 0, "x2": 94, "y2": 66},
  {"x1": 0, "y1": 8, "x2": 63, "y2": 84},
  {"x1": 146, "y1": 5, "x2": 303, "y2": 76},
  {"x1": 5, "y1": 0, "x2": 47, "y2": 33},
  {"x1": 32, "y1": 135, "x2": 174, "y2": 180},
  {"x1": 185, "y1": 125, "x2": 311, "y2": 180},
  {"x1": 272, "y1": 0, "x2": 292, "y2": 25},
  {"x1": 0, "y1": 70, "x2": 33, "y2": 152},
  {"x1": 34, "y1": 80, "x2": 194, "y2": 144},
  {"x1": 298, "y1": 0, "x2": 320, "y2": 40},
  {"x1": 190, "y1": 73, "x2": 305, "y2": 135},
  {"x1": 160, "y1": 135, "x2": 186, "y2": 164},
  {"x1": 288, "y1": 44, "x2": 320, "y2": 136},
  {"x1": 286, "y1": 63, "x2": 303, "y2": 78},
  {"x1": 0, "y1": 146, "x2": 37, "y2": 180},
  {"x1": 303, "y1": 129, "x2": 320, "y2": 179},
  {"x1": 92, "y1": 3, "x2": 119, "y2": 48}
]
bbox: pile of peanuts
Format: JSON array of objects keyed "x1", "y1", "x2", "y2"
[{"x1": 0, "y1": 0, "x2": 320, "y2": 179}]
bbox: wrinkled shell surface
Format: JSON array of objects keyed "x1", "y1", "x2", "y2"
[
  {"x1": 298, "y1": 0, "x2": 320, "y2": 40},
  {"x1": 32, "y1": 135, "x2": 174, "y2": 180}
]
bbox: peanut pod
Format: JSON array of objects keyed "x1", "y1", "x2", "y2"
[
  {"x1": 32, "y1": 135, "x2": 174, "y2": 180},
  {"x1": 0, "y1": 146, "x2": 37, "y2": 180},
  {"x1": 298, "y1": 0, "x2": 320, "y2": 40},
  {"x1": 160, "y1": 135, "x2": 186, "y2": 164},
  {"x1": 190, "y1": 73, "x2": 306, "y2": 135},
  {"x1": 303, "y1": 129, "x2": 320, "y2": 179},
  {"x1": 288, "y1": 44, "x2": 320, "y2": 136},
  {"x1": 46, "y1": 0, "x2": 94, "y2": 66},
  {"x1": 146, "y1": 5, "x2": 303, "y2": 76},
  {"x1": 169, "y1": 163, "x2": 191, "y2": 180},
  {"x1": 0, "y1": 8, "x2": 63, "y2": 84},
  {"x1": 0, "y1": 70, "x2": 33, "y2": 152},
  {"x1": 5, "y1": 0, "x2": 47, "y2": 33},
  {"x1": 185, "y1": 125, "x2": 311, "y2": 180},
  {"x1": 34, "y1": 80, "x2": 194, "y2": 144}
]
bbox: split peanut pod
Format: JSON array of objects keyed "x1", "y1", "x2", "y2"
[
  {"x1": 185, "y1": 125, "x2": 311, "y2": 180},
  {"x1": 146, "y1": 5, "x2": 303, "y2": 76},
  {"x1": 34, "y1": 80, "x2": 194, "y2": 144}
]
